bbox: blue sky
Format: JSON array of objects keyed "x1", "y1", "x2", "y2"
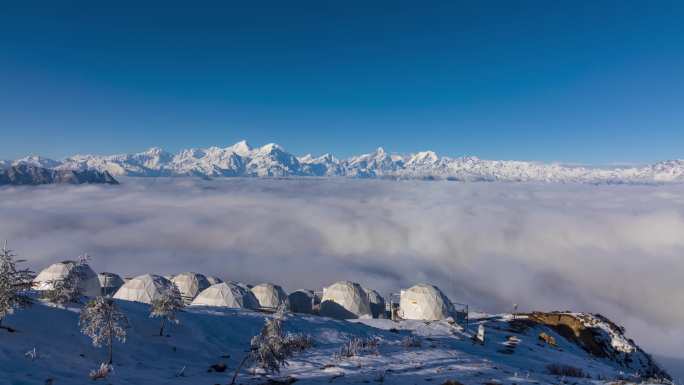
[{"x1": 1, "y1": 1, "x2": 683, "y2": 163}]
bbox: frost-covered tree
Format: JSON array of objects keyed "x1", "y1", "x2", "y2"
[
  {"x1": 42, "y1": 256, "x2": 95, "y2": 306},
  {"x1": 42, "y1": 269, "x2": 83, "y2": 306},
  {"x1": 79, "y1": 296, "x2": 128, "y2": 364},
  {"x1": 251, "y1": 314, "x2": 289, "y2": 373},
  {"x1": 0, "y1": 241, "x2": 35, "y2": 330},
  {"x1": 231, "y1": 309, "x2": 293, "y2": 384},
  {"x1": 149, "y1": 286, "x2": 183, "y2": 336}
]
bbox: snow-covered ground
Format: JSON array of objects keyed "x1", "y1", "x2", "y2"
[{"x1": 0, "y1": 300, "x2": 672, "y2": 385}]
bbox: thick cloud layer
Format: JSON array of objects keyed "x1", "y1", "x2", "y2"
[{"x1": 1, "y1": 178, "x2": 682, "y2": 359}]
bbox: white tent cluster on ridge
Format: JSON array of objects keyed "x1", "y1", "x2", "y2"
[{"x1": 30, "y1": 259, "x2": 465, "y2": 324}]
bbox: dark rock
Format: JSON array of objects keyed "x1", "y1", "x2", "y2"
[
  {"x1": 260, "y1": 377, "x2": 298, "y2": 384},
  {"x1": 208, "y1": 363, "x2": 227, "y2": 372}
]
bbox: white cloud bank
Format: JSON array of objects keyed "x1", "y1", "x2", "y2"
[{"x1": 0, "y1": 178, "x2": 682, "y2": 359}]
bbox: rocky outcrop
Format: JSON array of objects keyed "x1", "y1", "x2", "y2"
[{"x1": 527, "y1": 312, "x2": 670, "y2": 380}]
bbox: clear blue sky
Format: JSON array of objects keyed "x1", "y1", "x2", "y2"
[{"x1": 1, "y1": 1, "x2": 683, "y2": 163}]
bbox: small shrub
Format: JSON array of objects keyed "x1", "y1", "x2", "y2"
[
  {"x1": 336, "y1": 337, "x2": 380, "y2": 359},
  {"x1": 546, "y1": 363, "x2": 586, "y2": 377},
  {"x1": 89, "y1": 363, "x2": 113, "y2": 380},
  {"x1": 24, "y1": 347, "x2": 39, "y2": 361},
  {"x1": 285, "y1": 333, "x2": 314, "y2": 352},
  {"x1": 402, "y1": 335, "x2": 422, "y2": 348}
]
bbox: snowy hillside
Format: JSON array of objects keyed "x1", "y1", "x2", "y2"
[
  {"x1": 5, "y1": 140, "x2": 684, "y2": 183},
  {"x1": 0, "y1": 301, "x2": 671, "y2": 385}
]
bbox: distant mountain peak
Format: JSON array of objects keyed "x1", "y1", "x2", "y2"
[
  {"x1": 13, "y1": 155, "x2": 61, "y2": 169},
  {"x1": 142, "y1": 147, "x2": 167, "y2": 156},
  {"x1": 410, "y1": 150, "x2": 439, "y2": 163},
  {"x1": 230, "y1": 139, "x2": 252, "y2": 156},
  {"x1": 257, "y1": 142, "x2": 283, "y2": 153}
]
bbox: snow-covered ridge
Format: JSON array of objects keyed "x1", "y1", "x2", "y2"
[
  {"x1": 0, "y1": 302, "x2": 671, "y2": 385},
  {"x1": 5, "y1": 140, "x2": 684, "y2": 183}
]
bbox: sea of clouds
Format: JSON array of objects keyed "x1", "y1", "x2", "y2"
[{"x1": 0, "y1": 177, "x2": 682, "y2": 362}]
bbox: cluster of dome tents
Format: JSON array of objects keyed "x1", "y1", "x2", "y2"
[{"x1": 31, "y1": 260, "x2": 464, "y2": 322}]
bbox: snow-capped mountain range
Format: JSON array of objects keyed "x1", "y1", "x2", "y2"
[{"x1": 4, "y1": 140, "x2": 684, "y2": 183}]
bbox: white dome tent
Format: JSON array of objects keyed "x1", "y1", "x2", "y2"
[
  {"x1": 98, "y1": 272, "x2": 124, "y2": 296},
  {"x1": 250, "y1": 283, "x2": 288, "y2": 309},
  {"x1": 364, "y1": 288, "x2": 386, "y2": 319},
  {"x1": 171, "y1": 272, "x2": 210, "y2": 304},
  {"x1": 399, "y1": 283, "x2": 456, "y2": 321},
  {"x1": 113, "y1": 274, "x2": 175, "y2": 304},
  {"x1": 320, "y1": 281, "x2": 372, "y2": 319},
  {"x1": 206, "y1": 276, "x2": 223, "y2": 285},
  {"x1": 288, "y1": 289, "x2": 314, "y2": 314},
  {"x1": 33, "y1": 261, "x2": 101, "y2": 298},
  {"x1": 190, "y1": 282, "x2": 259, "y2": 309}
]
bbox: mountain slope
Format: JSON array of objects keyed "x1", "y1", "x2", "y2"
[
  {"x1": 9, "y1": 140, "x2": 684, "y2": 183},
  {"x1": 0, "y1": 301, "x2": 669, "y2": 385},
  {"x1": 0, "y1": 164, "x2": 119, "y2": 185}
]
